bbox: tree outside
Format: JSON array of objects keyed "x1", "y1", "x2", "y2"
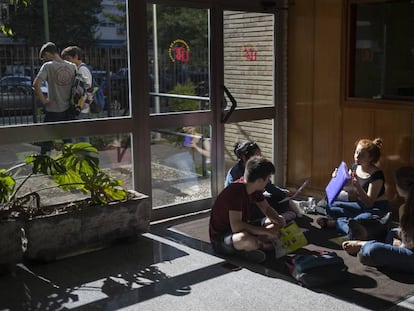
[{"x1": 4, "y1": 0, "x2": 102, "y2": 47}]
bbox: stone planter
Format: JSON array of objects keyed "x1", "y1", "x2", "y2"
[
  {"x1": 24, "y1": 191, "x2": 151, "y2": 262},
  {"x1": 0, "y1": 218, "x2": 25, "y2": 274}
]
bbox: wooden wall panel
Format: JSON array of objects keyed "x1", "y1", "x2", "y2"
[
  {"x1": 287, "y1": 0, "x2": 414, "y2": 204},
  {"x1": 341, "y1": 108, "x2": 375, "y2": 162},
  {"x1": 287, "y1": 0, "x2": 315, "y2": 186},
  {"x1": 374, "y1": 111, "x2": 414, "y2": 201},
  {"x1": 311, "y1": 0, "x2": 343, "y2": 189}
]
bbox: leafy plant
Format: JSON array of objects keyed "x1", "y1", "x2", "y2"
[
  {"x1": 0, "y1": 142, "x2": 128, "y2": 217},
  {"x1": 168, "y1": 82, "x2": 198, "y2": 112}
]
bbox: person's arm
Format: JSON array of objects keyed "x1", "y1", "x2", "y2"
[
  {"x1": 228, "y1": 209, "x2": 279, "y2": 239},
  {"x1": 352, "y1": 177, "x2": 383, "y2": 208},
  {"x1": 256, "y1": 199, "x2": 286, "y2": 228},
  {"x1": 224, "y1": 169, "x2": 234, "y2": 187},
  {"x1": 33, "y1": 76, "x2": 48, "y2": 105},
  {"x1": 190, "y1": 138, "x2": 210, "y2": 158},
  {"x1": 79, "y1": 66, "x2": 92, "y2": 89}
]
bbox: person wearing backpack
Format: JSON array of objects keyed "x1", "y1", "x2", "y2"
[
  {"x1": 33, "y1": 42, "x2": 77, "y2": 154},
  {"x1": 61, "y1": 46, "x2": 93, "y2": 142}
]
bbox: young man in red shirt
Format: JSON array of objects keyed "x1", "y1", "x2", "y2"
[{"x1": 209, "y1": 156, "x2": 286, "y2": 263}]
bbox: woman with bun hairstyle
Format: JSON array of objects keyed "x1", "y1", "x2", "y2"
[{"x1": 318, "y1": 138, "x2": 390, "y2": 235}]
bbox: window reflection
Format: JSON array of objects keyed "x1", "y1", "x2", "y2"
[
  {"x1": 151, "y1": 127, "x2": 211, "y2": 208},
  {"x1": 0, "y1": 134, "x2": 132, "y2": 206},
  {"x1": 350, "y1": 1, "x2": 414, "y2": 100}
]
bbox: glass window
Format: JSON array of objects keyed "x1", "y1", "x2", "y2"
[
  {"x1": 151, "y1": 126, "x2": 211, "y2": 208},
  {"x1": 349, "y1": 1, "x2": 414, "y2": 100},
  {"x1": 1, "y1": 134, "x2": 132, "y2": 206},
  {"x1": 147, "y1": 5, "x2": 209, "y2": 113}
]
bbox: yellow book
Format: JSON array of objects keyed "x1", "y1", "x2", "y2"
[{"x1": 274, "y1": 222, "x2": 308, "y2": 258}]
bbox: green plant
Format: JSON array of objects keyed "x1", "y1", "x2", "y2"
[
  {"x1": 0, "y1": 142, "x2": 128, "y2": 218},
  {"x1": 168, "y1": 82, "x2": 198, "y2": 112}
]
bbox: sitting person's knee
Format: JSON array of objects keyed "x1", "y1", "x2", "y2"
[{"x1": 235, "y1": 234, "x2": 260, "y2": 251}]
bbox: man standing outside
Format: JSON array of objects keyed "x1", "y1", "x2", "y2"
[
  {"x1": 61, "y1": 45, "x2": 93, "y2": 142},
  {"x1": 33, "y1": 42, "x2": 77, "y2": 154},
  {"x1": 209, "y1": 156, "x2": 286, "y2": 263}
]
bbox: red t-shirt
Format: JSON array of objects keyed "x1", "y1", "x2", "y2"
[{"x1": 209, "y1": 182, "x2": 265, "y2": 242}]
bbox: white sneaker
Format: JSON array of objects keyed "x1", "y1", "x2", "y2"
[{"x1": 289, "y1": 200, "x2": 304, "y2": 217}]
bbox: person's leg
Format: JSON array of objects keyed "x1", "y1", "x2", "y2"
[
  {"x1": 323, "y1": 201, "x2": 365, "y2": 233},
  {"x1": 212, "y1": 233, "x2": 236, "y2": 255},
  {"x1": 77, "y1": 112, "x2": 90, "y2": 143},
  {"x1": 212, "y1": 232, "x2": 266, "y2": 263},
  {"x1": 385, "y1": 228, "x2": 399, "y2": 244},
  {"x1": 358, "y1": 241, "x2": 414, "y2": 273},
  {"x1": 370, "y1": 200, "x2": 391, "y2": 217},
  {"x1": 327, "y1": 201, "x2": 365, "y2": 219},
  {"x1": 40, "y1": 111, "x2": 60, "y2": 155},
  {"x1": 336, "y1": 217, "x2": 349, "y2": 235},
  {"x1": 350, "y1": 211, "x2": 392, "y2": 241},
  {"x1": 342, "y1": 240, "x2": 367, "y2": 256}
]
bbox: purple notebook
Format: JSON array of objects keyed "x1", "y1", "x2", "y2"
[
  {"x1": 184, "y1": 135, "x2": 192, "y2": 147},
  {"x1": 325, "y1": 161, "x2": 351, "y2": 205}
]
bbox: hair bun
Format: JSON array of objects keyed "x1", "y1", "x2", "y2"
[{"x1": 373, "y1": 137, "x2": 383, "y2": 148}]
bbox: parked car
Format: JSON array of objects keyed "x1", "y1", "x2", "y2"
[{"x1": 0, "y1": 75, "x2": 47, "y2": 114}]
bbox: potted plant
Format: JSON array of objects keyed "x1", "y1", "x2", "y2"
[{"x1": 0, "y1": 142, "x2": 150, "y2": 266}]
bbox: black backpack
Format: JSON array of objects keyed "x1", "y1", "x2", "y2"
[{"x1": 285, "y1": 250, "x2": 349, "y2": 287}]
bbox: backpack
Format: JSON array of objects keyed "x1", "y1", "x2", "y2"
[
  {"x1": 285, "y1": 250, "x2": 349, "y2": 287},
  {"x1": 88, "y1": 77, "x2": 105, "y2": 113},
  {"x1": 79, "y1": 64, "x2": 105, "y2": 113},
  {"x1": 70, "y1": 69, "x2": 88, "y2": 116}
]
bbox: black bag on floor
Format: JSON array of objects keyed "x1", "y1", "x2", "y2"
[
  {"x1": 348, "y1": 212, "x2": 392, "y2": 242},
  {"x1": 285, "y1": 250, "x2": 348, "y2": 288}
]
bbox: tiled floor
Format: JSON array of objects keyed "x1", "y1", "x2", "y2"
[{"x1": 0, "y1": 214, "x2": 413, "y2": 311}]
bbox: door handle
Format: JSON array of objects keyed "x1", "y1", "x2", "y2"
[{"x1": 221, "y1": 85, "x2": 237, "y2": 123}]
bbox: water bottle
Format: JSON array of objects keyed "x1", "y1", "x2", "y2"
[{"x1": 306, "y1": 197, "x2": 316, "y2": 213}]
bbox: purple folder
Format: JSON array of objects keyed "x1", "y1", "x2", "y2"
[
  {"x1": 325, "y1": 161, "x2": 351, "y2": 205},
  {"x1": 184, "y1": 135, "x2": 192, "y2": 147}
]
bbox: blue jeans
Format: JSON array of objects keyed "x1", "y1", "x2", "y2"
[
  {"x1": 77, "y1": 112, "x2": 90, "y2": 143},
  {"x1": 327, "y1": 200, "x2": 390, "y2": 235},
  {"x1": 40, "y1": 110, "x2": 74, "y2": 154},
  {"x1": 359, "y1": 229, "x2": 414, "y2": 273}
]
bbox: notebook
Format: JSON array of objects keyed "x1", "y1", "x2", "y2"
[
  {"x1": 184, "y1": 135, "x2": 192, "y2": 147},
  {"x1": 278, "y1": 179, "x2": 309, "y2": 203},
  {"x1": 325, "y1": 161, "x2": 351, "y2": 205}
]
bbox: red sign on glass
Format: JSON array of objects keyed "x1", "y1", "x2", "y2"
[{"x1": 169, "y1": 39, "x2": 191, "y2": 63}]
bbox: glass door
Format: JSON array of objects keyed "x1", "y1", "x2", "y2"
[
  {"x1": 222, "y1": 10, "x2": 283, "y2": 185},
  {"x1": 147, "y1": 3, "x2": 213, "y2": 221},
  {"x1": 146, "y1": 2, "x2": 284, "y2": 221}
]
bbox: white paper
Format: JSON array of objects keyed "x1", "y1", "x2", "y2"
[{"x1": 278, "y1": 179, "x2": 309, "y2": 203}]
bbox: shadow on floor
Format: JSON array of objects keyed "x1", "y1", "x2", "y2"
[
  {"x1": 154, "y1": 212, "x2": 414, "y2": 311},
  {"x1": 0, "y1": 212, "x2": 413, "y2": 311}
]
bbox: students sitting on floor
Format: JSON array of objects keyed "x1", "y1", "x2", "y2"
[
  {"x1": 317, "y1": 138, "x2": 390, "y2": 235},
  {"x1": 210, "y1": 156, "x2": 286, "y2": 263},
  {"x1": 342, "y1": 166, "x2": 414, "y2": 273},
  {"x1": 225, "y1": 140, "x2": 301, "y2": 222}
]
